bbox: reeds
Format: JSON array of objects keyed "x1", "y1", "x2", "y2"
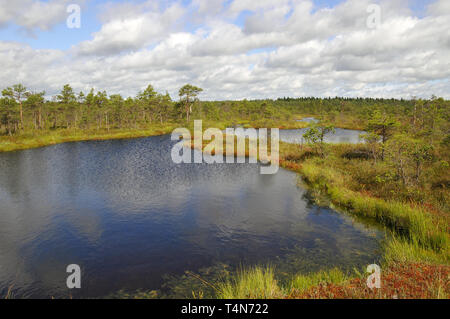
[{"x1": 217, "y1": 266, "x2": 283, "y2": 299}]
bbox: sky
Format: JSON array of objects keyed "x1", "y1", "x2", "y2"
[{"x1": 0, "y1": 0, "x2": 449, "y2": 100}]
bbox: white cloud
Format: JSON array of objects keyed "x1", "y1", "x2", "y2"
[
  {"x1": 76, "y1": 2, "x2": 185, "y2": 56},
  {"x1": 0, "y1": 0, "x2": 76, "y2": 33},
  {"x1": 0, "y1": 0, "x2": 449, "y2": 99},
  {"x1": 191, "y1": 0, "x2": 225, "y2": 16},
  {"x1": 427, "y1": 0, "x2": 450, "y2": 16}
]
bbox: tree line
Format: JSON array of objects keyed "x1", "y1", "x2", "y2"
[
  {"x1": 300, "y1": 96, "x2": 449, "y2": 193},
  {"x1": 0, "y1": 83, "x2": 448, "y2": 145},
  {"x1": 0, "y1": 83, "x2": 203, "y2": 135}
]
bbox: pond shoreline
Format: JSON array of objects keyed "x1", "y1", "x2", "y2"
[
  {"x1": 1, "y1": 132, "x2": 384, "y2": 299},
  {"x1": 1, "y1": 120, "x2": 447, "y2": 299},
  {"x1": 178, "y1": 138, "x2": 449, "y2": 299},
  {"x1": 0, "y1": 117, "x2": 316, "y2": 153},
  {"x1": 0, "y1": 128, "x2": 176, "y2": 153}
]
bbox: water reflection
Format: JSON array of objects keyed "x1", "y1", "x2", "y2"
[
  {"x1": 296, "y1": 117, "x2": 319, "y2": 123},
  {"x1": 228, "y1": 117, "x2": 365, "y2": 144},
  {"x1": 0, "y1": 135, "x2": 381, "y2": 298},
  {"x1": 280, "y1": 128, "x2": 365, "y2": 144}
]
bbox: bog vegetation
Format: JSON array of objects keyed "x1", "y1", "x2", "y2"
[{"x1": 1, "y1": 83, "x2": 449, "y2": 299}]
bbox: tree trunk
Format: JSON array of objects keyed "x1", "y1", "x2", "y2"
[
  {"x1": 186, "y1": 101, "x2": 190, "y2": 122},
  {"x1": 38, "y1": 107, "x2": 42, "y2": 129},
  {"x1": 19, "y1": 101, "x2": 23, "y2": 129}
]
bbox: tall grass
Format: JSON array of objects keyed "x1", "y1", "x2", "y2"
[
  {"x1": 216, "y1": 266, "x2": 351, "y2": 299},
  {"x1": 213, "y1": 144, "x2": 449, "y2": 299},
  {"x1": 0, "y1": 126, "x2": 178, "y2": 152},
  {"x1": 4, "y1": 285, "x2": 13, "y2": 299},
  {"x1": 290, "y1": 268, "x2": 348, "y2": 293},
  {"x1": 384, "y1": 236, "x2": 449, "y2": 265},
  {"x1": 0, "y1": 118, "x2": 308, "y2": 153},
  {"x1": 217, "y1": 266, "x2": 283, "y2": 299},
  {"x1": 301, "y1": 162, "x2": 449, "y2": 254}
]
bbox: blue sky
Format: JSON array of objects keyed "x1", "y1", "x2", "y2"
[
  {"x1": 0, "y1": 0, "x2": 98, "y2": 50},
  {"x1": 0, "y1": 0, "x2": 448, "y2": 99},
  {"x1": 0, "y1": 0, "x2": 435, "y2": 50}
]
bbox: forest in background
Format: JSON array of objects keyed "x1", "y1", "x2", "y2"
[{"x1": 1, "y1": 83, "x2": 447, "y2": 133}]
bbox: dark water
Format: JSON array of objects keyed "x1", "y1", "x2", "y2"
[{"x1": 0, "y1": 135, "x2": 382, "y2": 298}]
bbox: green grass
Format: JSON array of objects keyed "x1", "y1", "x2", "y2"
[
  {"x1": 215, "y1": 266, "x2": 352, "y2": 299},
  {"x1": 290, "y1": 268, "x2": 348, "y2": 293},
  {"x1": 0, "y1": 126, "x2": 178, "y2": 153},
  {"x1": 384, "y1": 235, "x2": 449, "y2": 265},
  {"x1": 217, "y1": 266, "x2": 283, "y2": 299},
  {"x1": 300, "y1": 161, "x2": 448, "y2": 253},
  {"x1": 1, "y1": 118, "x2": 448, "y2": 299},
  {"x1": 211, "y1": 141, "x2": 449, "y2": 299},
  {"x1": 0, "y1": 118, "x2": 309, "y2": 153}
]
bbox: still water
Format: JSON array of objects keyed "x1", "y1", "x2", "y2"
[
  {"x1": 0, "y1": 134, "x2": 382, "y2": 298},
  {"x1": 280, "y1": 128, "x2": 365, "y2": 144},
  {"x1": 230, "y1": 118, "x2": 365, "y2": 144},
  {"x1": 284, "y1": 116, "x2": 365, "y2": 144}
]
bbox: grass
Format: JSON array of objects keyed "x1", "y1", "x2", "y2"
[
  {"x1": 0, "y1": 125, "x2": 180, "y2": 153},
  {"x1": 300, "y1": 161, "x2": 448, "y2": 254},
  {"x1": 215, "y1": 262, "x2": 449, "y2": 299},
  {"x1": 0, "y1": 118, "x2": 308, "y2": 153},
  {"x1": 288, "y1": 262, "x2": 449, "y2": 299},
  {"x1": 217, "y1": 266, "x2": 283, "y2": 299},
  {"x1": 1, "y1": 117, "x2": 448, "y2": 299},
  {"x1": 187, "y1": 136, "x2": 449, "y2": 298},
  {"x1": 384, "y1": 236, "x2": 449, "y2": 265},
  {"x1": 188, "y1": 131, "x2": 448, "y2": 256},
  {"x1": 289, "y1": 268, "x2": 348, "y2": 293},
  {"x1": 4, "y1": 285, "x2": 14, "y2": 299},
  {"x1": 0, "y1": 115, "x2": 361, "y2": 154}
]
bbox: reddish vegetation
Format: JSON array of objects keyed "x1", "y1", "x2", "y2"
[
  {"x1": 288, "y1": 263, "x2": 449, "y2": 299},
  {"x1": 280, "y1": 160, "x2": 302, "y2": 172}
]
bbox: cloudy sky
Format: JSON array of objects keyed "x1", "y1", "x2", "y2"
[{"x1": 0, "y1": 0, "x2": 449, "y2": 100}]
